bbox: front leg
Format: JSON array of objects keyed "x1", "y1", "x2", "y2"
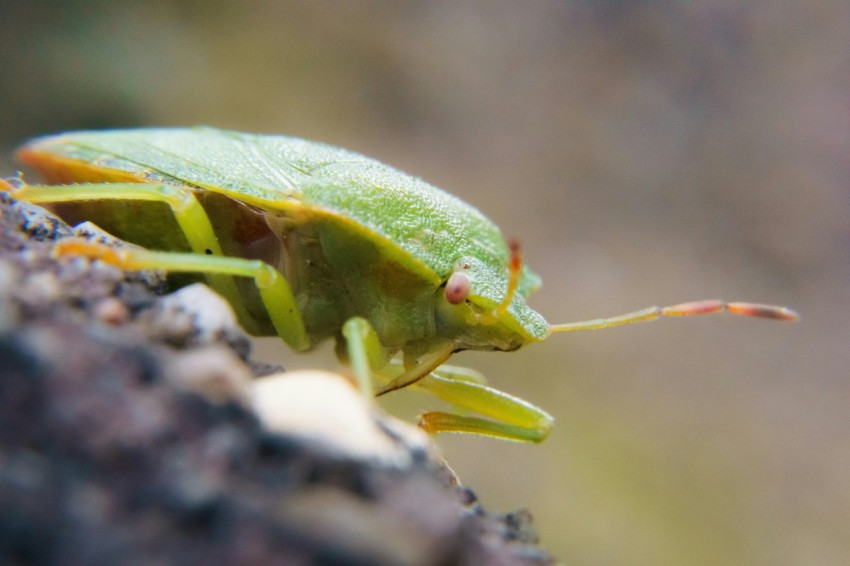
[
  {"x1": 415, "y1": 370, "x2": 554, "y2": 443},
  {"x1": 376, "y1": 360, "x2": 554, "y2": 442}
]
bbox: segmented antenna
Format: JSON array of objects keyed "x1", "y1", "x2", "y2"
[{"x1": 549, "y1": 299, "x2": 798, "y2": 333}]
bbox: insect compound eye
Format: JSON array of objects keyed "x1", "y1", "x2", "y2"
[{"x1": 445, "y1": 271, "x2": 471, "y2": 305}]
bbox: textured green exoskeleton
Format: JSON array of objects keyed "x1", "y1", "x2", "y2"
[{"x1": 7, "y1": 128, "x2": 798, "y2": 443}]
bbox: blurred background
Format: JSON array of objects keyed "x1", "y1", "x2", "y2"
[{"x1": 1, "y1": 1, "x2": 847, "y2": 564}]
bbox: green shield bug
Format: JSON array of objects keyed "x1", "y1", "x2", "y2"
[{"x1": 6, "y1": 127, "x2": 798, "y2": 443}]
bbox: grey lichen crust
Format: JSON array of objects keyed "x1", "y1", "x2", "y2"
[{"x1": 0, "y1": 193, "x2": 555, "y2": 565}]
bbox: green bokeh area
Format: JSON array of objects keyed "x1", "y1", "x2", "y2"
[{"x1": 3, "y1": 2, "x2": 848, "y2": 564}]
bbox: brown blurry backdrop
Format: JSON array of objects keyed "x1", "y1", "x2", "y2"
[{"x1": 2, "y1": 2, "x2": 847, "y2": 564}]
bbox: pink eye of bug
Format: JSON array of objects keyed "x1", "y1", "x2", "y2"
[{"x1": 445, "y1": 271, "x2": 471, "y2": 304}]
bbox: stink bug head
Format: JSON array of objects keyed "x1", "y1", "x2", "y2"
[{"x1": 433, "y1": 242, "x2": 550, "y2": 353}]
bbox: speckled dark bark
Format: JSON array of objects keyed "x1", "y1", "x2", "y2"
[{"x1": 0, "y1": 193, "x2": 555, "y2": 566}]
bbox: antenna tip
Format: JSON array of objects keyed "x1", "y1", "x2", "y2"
[{"x1": 727, "y1": 302, "x2": 800, "y2": 322}]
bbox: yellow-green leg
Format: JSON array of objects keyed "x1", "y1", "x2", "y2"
[
  {"x1": 428, "y1": 364, "x2": 487, "y2": 385},
  {"x1": 11, "y1": 183, "x2": 222, "y2": 256},
  {"x1": 341, "y1": 317, "x2": 387, "y2": 397},
  {"x1": 415, "y1": 372, "x2": 554, "y2": 443},
  {"x1": 376, "y1": 358, "x2": 553, "y2": 443},
  {"x1": 52, "y1": 238, "x2": 310, "y2": 351},
  {"x1": 340, "y1": 317, "x2": 457, "y2": 399},
  {"x1": 6, "y1": 182, "x2": 250, "y2": 312}
]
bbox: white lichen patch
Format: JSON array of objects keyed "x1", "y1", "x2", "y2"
[{"x1": 253, "y1": 371, "x2": 436, "y2": 467}]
